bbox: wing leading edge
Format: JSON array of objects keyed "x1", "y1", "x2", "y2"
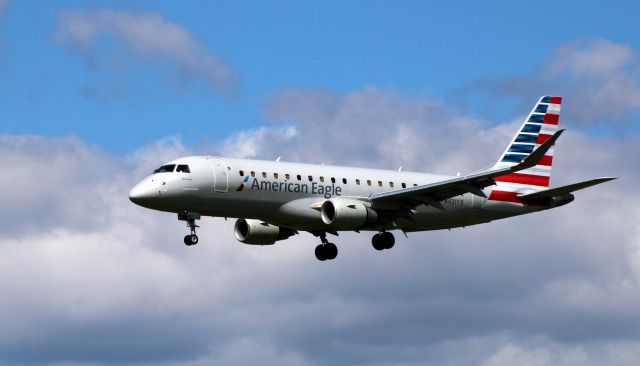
[{"x1": 369, "y1": 129, "x2": 565, "y2": 209}]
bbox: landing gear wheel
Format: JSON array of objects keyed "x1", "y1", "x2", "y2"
[
  {"x1": 190, "y1": 234, "x2": 199, "y2": 245},
  {"x1": 326, "y1": 243, "x2": 338, "y2": 260},
  {"x1": 184, "y1": 234, "x2": 198, "y2": 246},
  {"x1": 372, "y1": 232, "x2": 395, "y2": 250},
  {"x1": 313, "y1": 232, "x2": 339, "y2": 261},
  {"x1": 179, "y1": 212, "x2": 201, "y2": 247},
  {"x1": 314, "y1": 241, "x2": 338, "y2": 261},
  {"x1": 315, "y1": 244, "x2": 327, "y2": 261},
  {"x1": 382, "y1": 232, "x2": 395, "y2": 249},
  {"x1": 372, "y1": 234, "x2": 385, "y2": 251}
]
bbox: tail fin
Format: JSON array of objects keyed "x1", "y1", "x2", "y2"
[{"x1": 489, "y1": 96, "x2": 562, "y2": 202}]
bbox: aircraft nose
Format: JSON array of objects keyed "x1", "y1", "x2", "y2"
[{"x1": 129, "y1": 181, "x2": 155, "y2": 206}]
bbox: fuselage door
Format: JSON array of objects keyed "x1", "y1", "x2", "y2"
[{"x1": 207, "y1": 158, "x2": 229, "y2": 193}]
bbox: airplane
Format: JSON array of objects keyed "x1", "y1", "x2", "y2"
[{"x1": 129, "y1": 96, "x2": 616, "y2": 261}]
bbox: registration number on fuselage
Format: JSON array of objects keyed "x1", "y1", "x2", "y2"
[{"x1": 442, "y1": 198, "x2": 464, "y2": 207}]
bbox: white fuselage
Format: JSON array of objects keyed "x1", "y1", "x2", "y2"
[{"x1": 129, "y1": 156, "x2": 544, "y2": 232}]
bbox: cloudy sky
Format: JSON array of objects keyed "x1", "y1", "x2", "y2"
[{"x1": 1, "y1": 1, "x2": 640, "y2": 365}]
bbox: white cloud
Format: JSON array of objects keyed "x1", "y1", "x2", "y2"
[
  {"x1": 254, "y1": 86, "x2": 508, "y2": 174},
  {"x1": 217, "y1": 86, "x2": 640, "y2": 364},
  {"x1": 475, "y1": 39, "x2": 640, "y2": 126},
  {"x1": 1, "y1": 83, "x2": 638, "y2": 364},
  {"x1": 544, "y1": 39, "x2": 640, "y2": 123},
  {"x1": 546, "y1": 39, "x2": 634, "y2": 80},
  {"x1": 53, "y1": 10, "x2": 241, "y2": 96},
  {"x1": 220, "y1": 125, "x2": 299, "y2": 159},
  {"x1": 3, "y1": 35, "x2": 640, "y2": 363},
  {"x1": 482, "y1": 343, "x2": 552, "y2": 366}
]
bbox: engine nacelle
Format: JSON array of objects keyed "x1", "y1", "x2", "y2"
[
  {"x1": 321, "y1": 198, "x2": 378, "y2": 230},
  {"x1": 234, "y1": 219, "x2": 294, "y2": 245}
]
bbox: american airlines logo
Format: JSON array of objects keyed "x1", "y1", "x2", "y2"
[
  {"x1": 236, "y1": 176, "x2": 250, "y2": 191},
  {"x1": 237, "y1": 176, "x2": 342, "y2": 199}
]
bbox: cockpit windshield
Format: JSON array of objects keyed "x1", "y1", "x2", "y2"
[
  {"x1": 153, "y1": 164, "x2": 176, "y2": 174},
  {"x1": 176, "y1": 164, "x2": 191, "y2": 173}
]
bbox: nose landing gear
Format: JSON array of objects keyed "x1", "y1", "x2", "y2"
[
  {"x1": 178, "y1": 212, "x2": 200, "y2": 246},
  {"x1": 184, "y1": 232, "x2": 198, "y2": 246}
]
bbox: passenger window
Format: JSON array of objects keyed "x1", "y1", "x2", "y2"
[
  {"x1": 389, "y1": 182, "x2": 394, "y2": 188},
  {"x1": 378, "y1": 181, "x2": 383, "y2": 187},
  {"x1": 342, "y1": 178, "x2": 347, "y2": 184},
  {"x1": 331, "y1": 177, "x2": 336, "y2": 184},
  {"x1": 153, "y1": 164, "x2": 176, "y2": 173},
  {"x1": 308, "y1": 175, "x2": 313, "y2": 182},
  {"x1": 402, "y1": 183, "x2": 406, "y2": 188},
  {"x1": 356, "y1": 179, "x2": 361, "y2": 185},
  {"x1": 285, "y1": 174, "x2": 290, "y2": 180},
  {"x1": 239, "y1": 170, "x2": 244, "y2": 176},
  {"x1": 262, "y1": 172, "x2": 267, "y2": 178},
  {"x1": 367, "y1": 180, "x2": 372, "y2": 186},
  {"x1": 274, "y1": 173, "x2": 279, "y2": 179},
  {"x1": 251, "y1": 171, "x2": 256, "y2": 177},
  {"x1": 413, "y1": 184, "x2": 418, "y2": 187},
  {"x1": 320, "y1": 176, "x2": 325, "y2": 183},
  {"x1": 176, "y1": 165, "x2": 191, "y2": 173},
  {"x1": 297, "y1": 174, "x2": 302, "y2": 181}
]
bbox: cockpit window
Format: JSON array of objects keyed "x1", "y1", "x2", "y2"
[
  {"x1": 153, "y1": 164, "x2": 176, "y2": 173},
  {"x1": 176, "y1": 164, "x2": 191, "y2": 173}
]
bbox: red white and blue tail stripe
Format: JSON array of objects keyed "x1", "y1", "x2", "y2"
[{"x1": 489, "y1": 96, "x2": 561, "y2": 203}]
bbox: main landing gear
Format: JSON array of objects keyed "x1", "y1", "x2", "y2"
[
  {"x1": 315, "y1": 233, "x2": 338, "y2": 261},
  {"x1": 372, "y1": 231, "x2": 395, "y2": 251},
  {"x1": 178, "y1": 212, "x2": 200, "y2": 246}
]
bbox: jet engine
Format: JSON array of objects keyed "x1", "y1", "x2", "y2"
[
  {"x1": 321, "y1": 198, "x2": 378, "y2": 230},
  {"x1": 234, "y1": 219, "x2": 295, "y2": 245}
]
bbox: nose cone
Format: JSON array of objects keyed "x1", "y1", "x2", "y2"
[{"x1": 129, "y1": 180, "x2": 155, "y2": 207}]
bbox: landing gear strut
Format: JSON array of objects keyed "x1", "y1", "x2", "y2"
[
  {"x1": 314, "y1": 233, "x2": 338, "y2": 261},
  {"x1": 178, "y1": 212, "x2": 200, "y2": 246},
  {"x1": 372, "y1": 231, "x2": 395, "y2": 251}
]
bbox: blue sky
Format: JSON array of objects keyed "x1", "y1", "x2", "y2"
[
  {"x1": 2, "y1": 2, "x2": 640, "y2": 365},
  {"x1": 2, "y1": 0, "x2": 638, "y2": 153}
]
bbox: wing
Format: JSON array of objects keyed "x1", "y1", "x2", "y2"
[{"x1": 369, "y1": 129, "x2": 565, "y2": 210}]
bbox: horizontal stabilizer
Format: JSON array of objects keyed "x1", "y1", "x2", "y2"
[{"x1": 518, "y1": 177, "x2": 617, "y2": 201}]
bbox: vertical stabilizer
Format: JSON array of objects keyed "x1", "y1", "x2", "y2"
[{"x1": 489, "y1": 96, "x2": 562, "y2": 203}]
